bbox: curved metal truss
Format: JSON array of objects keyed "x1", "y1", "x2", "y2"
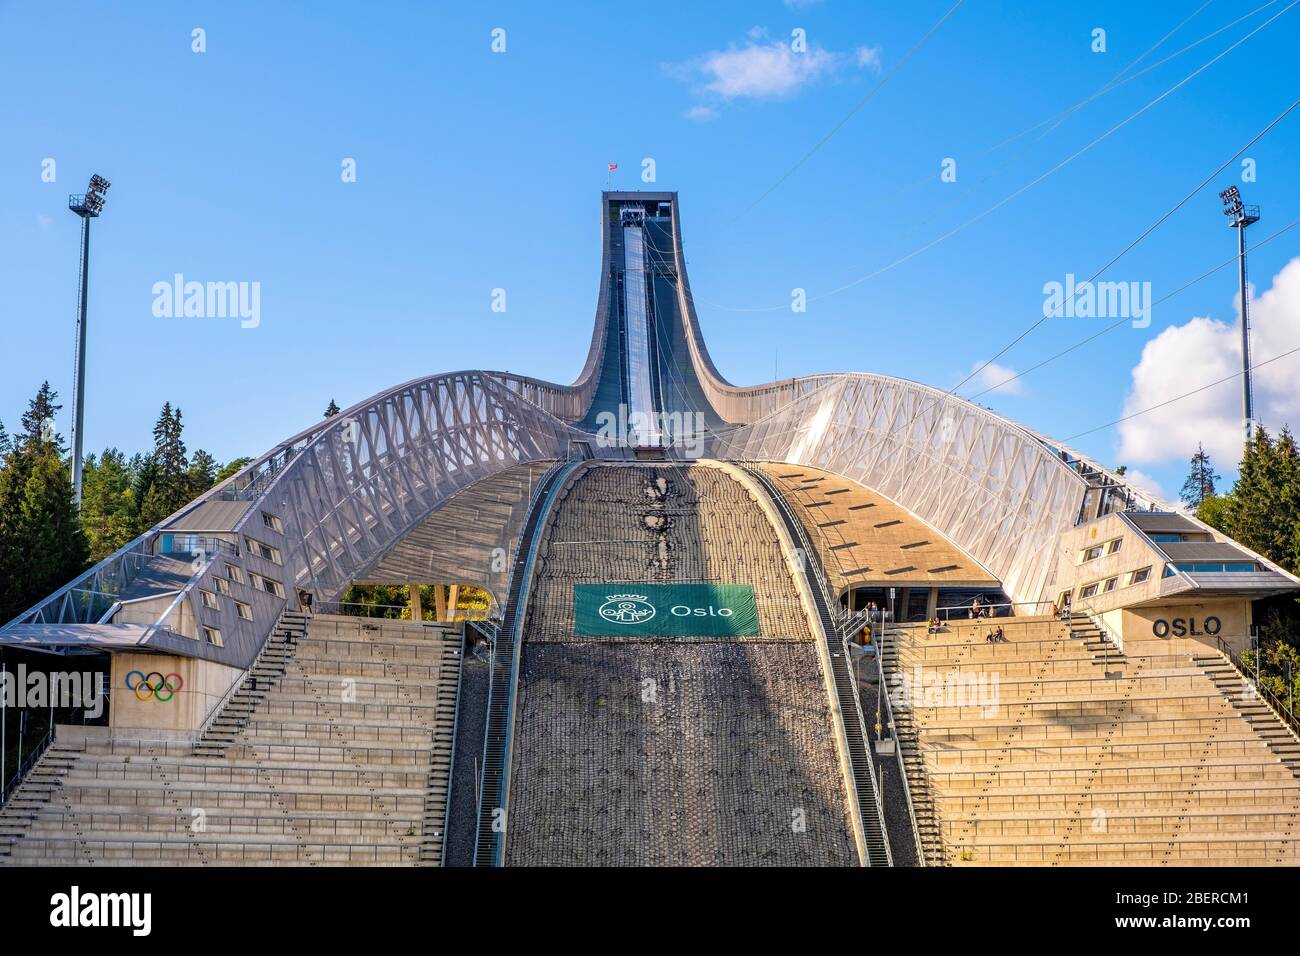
[
  {"x1": 0, "y1": 189, "x2": 1190, "y2": 667},
  {"x1": 0, "y1": 370, "x2": 584, "y2": 668},
  {"x1": 706, "y1": 373, "x2": 1094, "y2": 603}
]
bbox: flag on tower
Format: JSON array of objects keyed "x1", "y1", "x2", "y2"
[{"x1": 607, "y1": 163, "x2": 618, "y2": 171}]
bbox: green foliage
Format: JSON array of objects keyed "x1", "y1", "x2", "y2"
[
  {"x1": 0, "y1": 384, "x2": 250, "y2": 630},
  {"x1": 187, "y1": 449, "x2": 217, "y2": 496},
  {"x1": 80, "y1": 449, "x2": 137, "y2": 561},
  {"x1": 214, "y1": 457, "x2": 252, "y2": 485},
  {"x1": 324, "y1": 399, "x2": 341, "y2": 418},
  {"x1": 341, "y1": 583, "x2": 410, "y2": 618},
  {"x1": 1196, "y1": 428, "x2": 1300, "y2": 712},
  {"x1": 1199, "y1": 427, "x2": 1300, "y2": 575},
  {"x1": 0, "y1": 385, "x2": 88, "y2": 619},
  {"x1": 20, "y1": 381, "x2": 64, "y2": 456},
  {"x1": 1179, "y1": 443, "x2": 1219, "y2": 509}
]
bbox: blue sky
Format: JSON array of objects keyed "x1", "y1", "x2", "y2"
[{"x1": 2, "y1": 0, "x2": 1298, "y2": 501}]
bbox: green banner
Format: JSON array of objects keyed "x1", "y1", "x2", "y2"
[{"x1": 574, "y1": 584, "x2": 760, "y2": 637}]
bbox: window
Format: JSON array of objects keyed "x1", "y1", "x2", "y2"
[
  {"x1": 1079, "y1": 583, "x2": 1099, "y2": 599},
  {"x1": 1103, "y1": 577, "x2": 1118, "y2": 592},
  {"x1": 226, "y1": 563, "x2": 245, "y2": 585},
  {"x1": 1169, "y1": 561, "x2": 1258, "y2": 574},
  {"x1": 200, "y1": 589, "x2": 220, "y2": 610},
  {"x1": 215, "y1": 577, "x2": 231, "y2": 597},
  {"x1": 249, "y1": 573, "x2": 284, "y2": 598},
  {"x1": 203, "y1": 626, "x2": 224, "y2": 647},
  {"x1": 235, "y1": 600, "x2": 253, "y2": 621},
  {"x1": 261, "y1": 511, "x2": 284, "y2": 533},
  {"x1": 1150, "y1": 532, "x2": 1183, "y2": 543},
  {"x1": 245, "y1": 537, "x2": 282, "y2": 565},
  {"x1": 1082, "y1": 546, "x2": 1103, "y2": 562},
  {"x1": 1106, "y1": 538, "x2": 1123, "y2": 555},
  {"x1": 1128, "y1": 567, "x2": 1151, "y2": 586}
]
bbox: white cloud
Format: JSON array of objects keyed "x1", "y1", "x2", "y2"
[
  {"x1": 670, "y1": 32, "x2": 882, "y2": 110},
  {"x1": 698, "y1": 40, "x2": 839, "y2": 100},
  {"x1": 968, "y1": 360, "x2": 1025, "y2": 396},
  {"x1": 1117, "y1": 255, "x2": 1300, "y2": 468},
  {"x1": 684, "y1": 104, "x2": 719, "y2": 122},
  {"x1": 855, "y1": 45, "x2": 883, "y2": 73},
  {"x1": 1121, "y1": 467, "x2": 1169, "y2": 505}
]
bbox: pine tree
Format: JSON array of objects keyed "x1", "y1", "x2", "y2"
[
  {"x1": 1180, "y1": 443, "x2": 1219, "y2": 509},
  {"x1": 12, "y1": 452, "x2": 89, "y2": 605},
  {"x1": 324, "y1": 399, "x2": 341, "y2": 418},
  {"x1": 135, "y1": 403, "x2": 191, "y2": 528},
  {"x1": 187, "y1": 449, "x2": 217, "y2": 496},
  {"x1": 0, "y1": 419, "x2": 11, "y2": 462},
  {"x1": 0, "y1": 428, "x2": 87, "y2": 620},
  {"x1": 19, "y1": 381, "x2": 64, "y2": 455},
  {"x1": 80, "y1": 449, "x2": 138, "y2": 560}
]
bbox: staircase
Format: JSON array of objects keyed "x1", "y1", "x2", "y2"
[
  {"x1": 0, "y1": 611, "x2": 462, "y2": 866},
  {"x1": 882, "y1": 613, "x2": 1300, "y2": 865},
  {"x1": 1193, "y1": 652, "x2": 1300, "y2": 777},
  {"x1": 194, "y1": 610, "x2": 309, "y2": 757},
  {"x1": 0, "y1": 744, "x2": 79, "y2": 862}
]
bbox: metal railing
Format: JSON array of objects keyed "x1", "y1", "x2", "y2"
[
  {"x1": 475, "y1": 458, "x2": 580, "y2": 866},
  {"x1": 196, "y1": 609, "x2": 308, "y2": 742},
  {"x1": 739, "y1": 461, "x2": 893, "y2": 866},
  {"x1": 312, "y1": 599, "x2": 488, "y2": 623},
  {"x1": 157, "y1": 535, "x2": 239, "y2": 559},
  {"x1": 10, "y1": 837, "x2": 424, "y2": 866},
  {"x1": 872, "y1": 632, "x2": 926, "y2": 865},
  {"x1": 1214, "y1": 636, "x2": 1300, "y2": 741},
  {"x1": 1, "y1": 723, "x2": 55, "y2": 810}
]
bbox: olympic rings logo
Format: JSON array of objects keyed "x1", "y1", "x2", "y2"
[{"x1": 125, "y1": 671, "x2": 185, "y2": 703}]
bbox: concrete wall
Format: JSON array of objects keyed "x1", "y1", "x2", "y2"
[
  {"x1": 1054, "y1": 512, "x2": 1167, "y2": 613},
  {"x1": 109, "y1": 652, "x2": 243, "y2": 734},
  {"x1": 1119, "y1": 600, "x2": 1253, "y2": 656}
]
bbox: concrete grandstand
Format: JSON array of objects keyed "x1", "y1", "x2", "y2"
[{"x1": 2, "y1": 191, "x2": 1298, "y2": 867}]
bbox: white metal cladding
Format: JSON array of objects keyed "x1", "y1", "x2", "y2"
[
  {"x1": 706, "y1": 373, "x2": 1090, "y2": 604},
  {"x1": 0, "y1": 370, "x2": 585, "y2": 668},
  {"x1": 1, "y1": 190, "x2": 1183, "y2": 666}
]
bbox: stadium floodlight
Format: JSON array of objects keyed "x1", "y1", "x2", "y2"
[
  {"x1": 1220, "y1": 185, "x2": 1243, "y2": 220},
  {"x1": 1219, "y1": 185, "x2": 1260, "y2": 452},
  {"x1": 67, "y1": 173, "x2": 111, "y2": 506}
]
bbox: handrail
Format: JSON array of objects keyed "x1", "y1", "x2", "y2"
[
  {"x1": 738, "y1": 460, "x2": 893, "y2": 866},
  {"x1": 440, "y1": 627, "x2": 467, "y2": 868},
  {"x1": 1, "y1": 724, "x2": 55, "y2": 810},
  {"x1": 475, "y1": 457, "x2": 580, "y2": 866},
  {"x1": 874, "y1": 630, "x2": 926, "y2": 865},
  {"x1": 1214, "y1": 636, "x2": 1300, "y2": 741},
  {"x1": 195, "y1": 608, "x2": 305, "y2": 742}
]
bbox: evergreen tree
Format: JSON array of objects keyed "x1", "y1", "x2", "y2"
[
  {"x1": 20, "y1": 381, "x2": 64, "y2": 455},
  {"x1": 80, "y1": 449, "x2": 138, "y2": 560},
  {"x1": 324, "y1": 399, "x2": 341, "y2": 418},
  {"x1": 1180, "y1": 443, "x2": 1219, "y2": 509},
  {"x1": 10, "y1": 452, "x2": 89, "y2": 609},
  {"x1": 0, "y1": 387, "x2": 88, "y2": 619},
  {"x1": 187, "y1": 449, "x2": 218, "y2": 496},
  {"x1": 214, "y1": 456, "x2": 252, "y2": 486},
  {"x1": 135, "y1": 403, "x2": 191, "y2": 528},
  {"x1": 0, "y1": 419, "x2": 10, "y2": 462}
]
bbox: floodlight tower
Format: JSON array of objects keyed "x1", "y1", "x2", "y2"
[
  {"x1": 67, "y1": 174, "x2": 111, "y2": 507},
  {"x1": 1220, "y1": 185, "x2": 1260, "y2": 453}
]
